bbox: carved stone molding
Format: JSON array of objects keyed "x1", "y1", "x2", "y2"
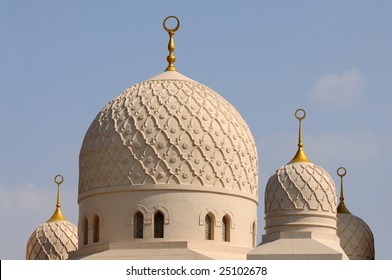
[
  {"x1": 222, "y1": 209, "x2": 235, "y2": 229},
  {"x1": 152, "y1": 204, "x2": 171, "y2": 224},
  {"x1": 199, "y1": 208, "x2": 219, "y2": 226},
  {"x1": 126, "y1": 204, "x2": 171, "y2": 225},
  {"x1": 126, "y1": 204, "x2": 151, "y2": 225}
]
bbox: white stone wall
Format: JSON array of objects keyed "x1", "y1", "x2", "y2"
[{"x1": 78, "y1": 185, "x2": 257, "y2": 249}]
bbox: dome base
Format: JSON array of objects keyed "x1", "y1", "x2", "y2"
[
  {"x1": 247, "y1": 231, "x2": 348, "y2": 260},
  {"x1": 69, "y1": 240, "x2": 250, "y2": 260}
]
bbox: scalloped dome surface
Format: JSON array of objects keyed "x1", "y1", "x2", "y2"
[
  {"x1": 26, "y1": 220, "x2": 78, "y2": 260},
  {"x1": 79, "y1": 72, "x2": 258, "y2": 196},
  {"x1": 265, "y1": 162, "x2": 337, "y2": 214},
  {"x1": 337, "y1": 213, "x2": 375, "y2": 260}
]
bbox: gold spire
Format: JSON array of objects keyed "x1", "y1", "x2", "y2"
[
  {"x1": 47, "y1": 175, "x2": 67, "y2": 222},
  {"x1": 337, "y1": 167, "x2": 351, "y2": 214},
  {"x1": 289, "y1": 109, "x2": 311, "y2": 163},
  {"x1": 163, "y1": 16, "x2": 180, "y2": 71}
]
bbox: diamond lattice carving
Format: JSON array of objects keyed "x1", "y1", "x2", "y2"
[
  {"x1": 337, "y1": 213, "x2": 375, "y2": 260},
  {"x1": 265, "y1": 162, "x2": 337, "y2": 214}
]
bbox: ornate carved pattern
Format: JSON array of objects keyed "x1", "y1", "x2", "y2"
[
  {"x1": 126, "y1": 204, "x2": 150, "y2": 225},
  {"x1": 265, "y1": 162, "x2": 337, "y2": 214},
  {"x1": 152, "y1": 205, "x2": 171, "y2": 224},
  {"x1": 337, "y1": 213, "x2": 375, "y2": 260},
  {"x1": 26, "y1": 221, "x2": 78, "y2": 260},
  {"x1": 126, "y1": 204, "x2": 170, "y2": 226},
  {"x1": 79, "y1": 79, "x2": 257, "y2": 196}
]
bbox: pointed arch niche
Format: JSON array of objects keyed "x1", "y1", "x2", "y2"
[
  {"x1": 93, "y1": 215, "x2": 100, "y2": 243},
  {"x1": 152, "y1": 205, "x2": 170, "y2": 239},
  {"x1": 126, "y1": 205, "x2": 150, "y2": 239},
  {"x1": 222, "y1": 215, "x2": 230, "y2": 242},
  {"x1": 83, "y1": 216, "x2": 88, "y2": 245},
  {"x1": 220, "y1": 210, "x2": 234, "y2": 242},
  {"x1": 134, "y1": 211, "x2": 144, "y2": 239},
  {"x1": 92, "y1": 209, "x2": 104, "y2": 243},
  {"x1": 199, "y1": 208, "x2": 218, "y2": 241},
  {"x1": 154, "y1": 211, "x2": 164, "y2": 238}
]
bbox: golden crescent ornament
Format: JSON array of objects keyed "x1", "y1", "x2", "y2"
[
  {"x1": 295, "y1": 108, "x2": 306, "y2": 120},
  {"x1": 163, "y1": 16, "x2": 180, "y2": 32},
  {"x1": 54, "y1": 174, "x2": 64, "y2": 185},
  {"x1": 337, "y1": 167, "x2": 347, "y2": 177}
]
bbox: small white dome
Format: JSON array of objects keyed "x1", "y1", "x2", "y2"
[
  {"x1": 265, "y1": 162, "x2": 337, "y2": 214},
  {"x1": 335, "y1": 167, "x2": 375, "y2": 260},
  {"x1": 264, "y1": 162, "x2": 337, "y2": 234},
  {"x1": 250, "y1": 109, "x2": 348, "y2": 259},
  {"x1": 337, "y1": 213, "x2": 375, "y2": 260},
  {"x1": 26, "y1": 220, "x2": 78, "y2": 260}
]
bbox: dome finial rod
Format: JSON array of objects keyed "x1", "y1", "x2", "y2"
[
  {"x1": 289, "y1": 109, "x2": 311, "y2": 163},
  {"x1": 337, "y1": 167, "x2": 351, "y2": 214},
  {"x1": 47, "y1": 175, "x2": 67, "y2": 222},
  {"x1": 163, "y1": 16, "x2": 180, "y2": 72}
]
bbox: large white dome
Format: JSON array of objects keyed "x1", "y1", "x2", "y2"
[
  {"x1": 74, "y1": 70, "x2": 259, "y2": 259},
  {"x1": 73, "y1": 16, "x2": 259, "y2": 259},
  {"x1": 79, "y1": 71, "x2": 258, "y2": 197}
]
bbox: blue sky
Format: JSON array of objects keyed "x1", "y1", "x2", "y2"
[{"x1": 1, "y1": 0, "x2": 391, "y2": 259}]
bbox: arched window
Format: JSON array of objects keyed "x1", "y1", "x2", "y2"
[
  {"x1": 222, "y1": 215, "x2": 230, "y2": 242},
  {"x1": 83, "y1": 217, "x2": 88, "y2": 245},
  {"x1": 205, "y1": 213, "x2": 214, "y2": 240},
  {"x1": 93, "y1": 215, "x2": 100, "y2": 243},
  {"x1": 252, "y1": 221, "x2": 256, "y2": 248},
  {"x1": 134, "y1": 211, "x2": 144, "y2": 239},
  {"x1": 154, "y1": 211, "x2": 164, "y2": 238}
]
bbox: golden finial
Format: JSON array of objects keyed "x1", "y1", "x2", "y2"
[
  {"x1": 337, "y1": 167, "x2": 351, "y2": 214},
  {"x1": 47, "y1": 175, "x2": 67, "y2": 222},
  {"x1": 289, "y1": 109, "x2": 311, "y2": 163},
  {"x1": 163, "y1": 16, "x2": 180, "y2": 71}
]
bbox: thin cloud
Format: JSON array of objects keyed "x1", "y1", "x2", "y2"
[
  {"x1": 0, "y1": 183, "x2": 51, "y2": 211},
  {"x1": 306, "y1": 130, "x2": 388, "y2": 166},
  {"x1": 309, "y1": 68, "x2": 366, "y2": 109}
]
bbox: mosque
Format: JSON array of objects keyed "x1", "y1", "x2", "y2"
[{"x1": 25, "y1": 16, "x2": 375, "y2": 260}]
